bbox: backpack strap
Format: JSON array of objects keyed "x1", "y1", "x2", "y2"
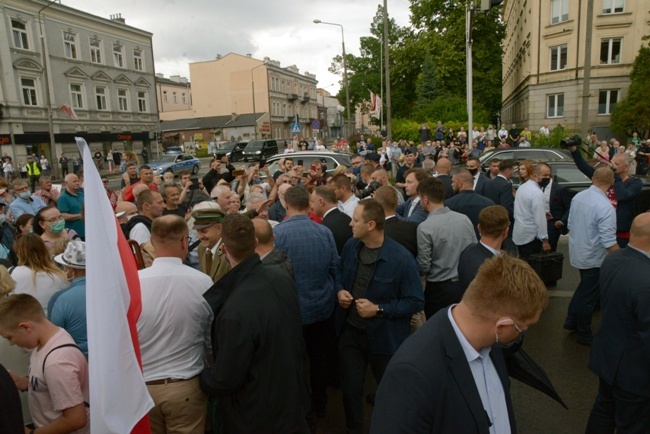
[
  {"x1": 42, "y1": 343, "x2": 90, "y2": 408},
  {"x1": 188, "y1": 239, "x2": 201, "y2": 253}
]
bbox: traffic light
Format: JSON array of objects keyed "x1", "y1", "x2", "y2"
[{"x1": 477, "y1": 0, "x2": 503, "y2": 12}]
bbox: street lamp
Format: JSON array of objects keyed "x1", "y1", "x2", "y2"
[
  {"x1": 38, "y1": 0, "x2": 59, "y2": 178},
  {"x1": 313, "y1": 19, "x2": 352, "y2": 139},
  {"x1": 251, "y1": 61, "x2": 267, "y2": 140}
]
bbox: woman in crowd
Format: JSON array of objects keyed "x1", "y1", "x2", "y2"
[
  {"x1": 596, "y1": 142, "x2": 611, "y2": 164},
  {"x1": 518, "y1": 160, "x2": 535, "y2": 185},
  {"x1": 39, "y1": 154, "x2": 50, "y2": 177},
  {"x1": 33, "y1": 205, "x2": 79, "y2": 247},
  {"x1": 15, "y1": 213, "x2": 33, "y2": 236},
  {"x1": 9, "y1": 233, "x2": 67, "y2": 315}
]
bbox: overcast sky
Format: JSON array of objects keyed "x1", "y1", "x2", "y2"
[{"x1": 63, "y1": 0, "x2": 412, "y2": 95}]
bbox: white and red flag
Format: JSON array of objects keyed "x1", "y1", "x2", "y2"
[
  {"x1": 369, "y1": 92, "x2": 382, "y2": 120},
  {"x1": 76, "y1": 137, "x2": 154, "y2": 433},
  {"x1": 60, "y1": 104, "x2": 78, "y2": 119}
]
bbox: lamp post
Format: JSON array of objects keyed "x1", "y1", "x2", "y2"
[
  {"x1": 38, "y1": 0, "x2": 58, "y2": 179},
  {"x1": 313, "y1": 19, "x2": 352, "y2": 139},
  {"x1": 251, "y1": 61, "x2": 267, "y2": 140}
]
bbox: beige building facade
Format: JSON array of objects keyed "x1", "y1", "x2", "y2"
[
  {"x1": 189, "y1": 53, "x2": 319, "y2": 139},
  {"x1": 155, "y1": 74, "x2": 192, "y2": 121},
  {"x1": 501, "y1": 0, "x2": 649, "y2": 139}
]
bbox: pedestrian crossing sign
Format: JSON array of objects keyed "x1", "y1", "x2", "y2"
[{"x1": 291, "y1": 123, "x2": 301, "y2": 134}]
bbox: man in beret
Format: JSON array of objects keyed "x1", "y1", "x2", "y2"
[{"x1": 192, "y1": 208, "x2": 230, "y2": 283}]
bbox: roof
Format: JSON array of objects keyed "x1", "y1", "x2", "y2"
[
  {"x1": 160, "y1": 113, "x2": 266, "y2": 132},
  {"x1": 225, "y1": 113, "x2": 266, "y2": 127},
  {"x1": 155, "y1": 77, "x2": 191, "y2": 87}
]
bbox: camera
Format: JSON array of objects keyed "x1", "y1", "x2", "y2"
[
  {"x1": 359, "y1": 181, "x2": 380, "y2": 199},
  {"x1": 559, "y1": 135, "x2": 582, "y2": 149}
]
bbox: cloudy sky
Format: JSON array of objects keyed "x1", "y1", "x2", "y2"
[{"x1": 63, "y1": 0, "x2": 412, "y2": 94}]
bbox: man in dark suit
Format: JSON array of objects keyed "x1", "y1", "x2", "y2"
[
  {"x1": 396, "y1": 168, "x2": 429, "y2": 225},
  {"x1": 370, "y1": 254, "x2": 548, "y2": 434},
  {"x1": 466, "y1": 157, "x2": 490, "y2": 196},
  {"x1": 458, "y1": 205, "x2": 511, "y2": 294},
  {"x1": 310, "y1": 186, "x2": 352, "y2": 255},
  {"x1": 484, "y1": 159, "x2": 515, "y2": 225},
  {"x1": 374, "y1": 186, "x2": 417, "y2": 257},
  {"x1": 544, "y1": 174, "x2": 571, "y2": 252},
  {"x1": 445, "y1": 170, "x2": 495, "y2": 239},
  {"x1": 435, "y1": 158, "x2": 455, "y2": 200},
  {"x1": 586, "y1": 213, "x2": 650, "y2": 433}
]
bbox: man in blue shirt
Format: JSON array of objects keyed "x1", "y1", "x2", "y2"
[
  {"x1": 565, "y1": 167, "x2": 619, "y2": 346},
  {"x1": 48, "y1": 241, "x2": 87, "y2": 354},
  {"x1": 273, "y1": 186, "x2": 339, "y2": 419},
  {"x1": 57, "y1": 174, "x2": 85, "y2": 239},
  {"x1": 9, "y1": 179, "x2": 46, "y2": 219}
]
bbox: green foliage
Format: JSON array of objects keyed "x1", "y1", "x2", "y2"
[
  {"x1": 611, "y1": 40, "x2": 650, "y2": 138},
  {"x1": 391, "y1": 118, "x2": 422, "y2": 142},
  {"x1": 531, "y1": 125, "x2": 580, "y2": 148}
]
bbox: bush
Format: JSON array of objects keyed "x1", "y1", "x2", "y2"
[{"x1": 531, "y1": 124, "x2": 579, "y2": 148}]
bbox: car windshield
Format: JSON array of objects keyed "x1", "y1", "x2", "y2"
[
  {"x1": 220, "y1": 142, "x2": 236, "y2": 151},
  {"x1": 553, "y1": 166, "x2": 591, "y2": 183},
  {"x1": 246, "y1": 140, "x2": 263, "y2": 150},
  {"x1": 154, "y1": 155, "x2": 177, "y2": 163}
]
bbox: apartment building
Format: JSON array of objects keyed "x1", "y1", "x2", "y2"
[
  {"x1": 155, "y1": 73, "x2": 192, "y2": 121},
  {"x1": 501, "y1": 0, "x2": 649, "y2": 139}
]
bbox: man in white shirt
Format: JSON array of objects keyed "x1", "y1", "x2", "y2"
[
  {"x1": 137, "y1": 215, "x2": 214, "y2": 434},
  {"x1": 513, "y1": 164, "x2": 552, "y2": 261},
  {"x1": 539, "y1": 124, "x2": 550, "y2": 137},
  {"x1": 333, "y1": 173, "x2": 359, "y2": 218}
]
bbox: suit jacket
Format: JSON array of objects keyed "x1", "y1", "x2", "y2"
[
  {"x1": 321, "y1": 208, "x2": 352, "y2": 255},
  {"x1": 370, "y1": 309, "x2": 516, "y2": 433},
  {"x1": 200, "y1": 254, "x2": 309, "y2": 433},
  {"x1": 484, "y1": 176, "x2": 514, "y2": 224},
  {"x1": 268, "y1": 200, "x2": 286, "y2": 223},
  {"x1": 458, "y1": 243, "x2": 495, "y2": 294},
  {"x1": 444, "y1": 190, "x2": 495, "y2": 239},
  {"x1": 396, "y1": 197, "x2": 428, "y2": 225},
  {"x1": 384, "y1": 216, "x2": 417, "y2": 257},
  {"x1": 436, "y1": 173, "x2": 456, "y2": 201},
  {"x1": 547, "y1": 180, "x2": 571, "y2": 233},
  {"x1": 198, "y1": 243, "x2": 231, "y2": 283},
  {"x1": 590, "y1": 247, "x2": 650, "y2": 397},
  {"x1": 474, "y1": 173, "x2": 490, "y2": 196}
]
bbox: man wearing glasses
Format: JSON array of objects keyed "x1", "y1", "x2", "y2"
[
  {"x1": 371, "y1": 254, "x2": 548, "y2": 433},
  {"x1": 9, "y1": 179, "x2": 46, "y2": 219}
]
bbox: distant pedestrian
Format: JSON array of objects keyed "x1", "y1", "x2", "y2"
[{"x1": 59, "y1": 154, "x2": 69, "y2": 177}]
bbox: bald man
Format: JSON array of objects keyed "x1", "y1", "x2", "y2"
[
  {"x1": 587, "y1": 212, "x2": 650, "y2": 432},
  {"x1": 371, "y1": 168, "x2": 404, "y2": 205},
  {"x1": 252, "y1": 218, "x2": 293, "y2": 278},
  {"x1": 434, "y1": 158, "x2": 455, "y2": 200}
]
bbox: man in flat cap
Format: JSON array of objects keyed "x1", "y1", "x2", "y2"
[{"x1": 192, "y1": 208, "x2": 230, "y2": 283}]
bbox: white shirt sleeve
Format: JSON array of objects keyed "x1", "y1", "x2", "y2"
[{"x1": 130, "y1": 223, "x2": 151, "y2": 245}]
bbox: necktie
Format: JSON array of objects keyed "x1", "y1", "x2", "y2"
[
  {"x1": 408, "y1": 200, "x2": 417, "y2": 217},
  {"x1": 205, "y1": 250, "x2": 213, "y2": 273}
]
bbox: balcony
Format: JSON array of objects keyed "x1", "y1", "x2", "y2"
[
  {"x1": 287, "y1": 93, "x2": 299, "y2": 101},
  {"x1": 300, "y1": 94, "x2": 310, "y2": 103},
  {"x1": 286, "y1": 116, "x2": 296, "y2": 123}
]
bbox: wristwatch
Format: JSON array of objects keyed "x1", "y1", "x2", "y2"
[{"x1": 376, "y1": 305, "x2": 385, "y2": 318}]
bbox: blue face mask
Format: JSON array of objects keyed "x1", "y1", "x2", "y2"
[
  {"x1": 19, "y1": 192, "x2": 31, "y2": 200},
  {"x1": 0, "y1": 214, "x2": 5, "y2": 225}
]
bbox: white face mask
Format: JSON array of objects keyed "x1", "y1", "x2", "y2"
[{"x1": 0, "y1": 213, "x2": 5, "y2": 225}]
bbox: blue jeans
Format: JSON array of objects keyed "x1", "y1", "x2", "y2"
[{"x1": 566, "y1": 267, "x2": 600, "y2": 339}]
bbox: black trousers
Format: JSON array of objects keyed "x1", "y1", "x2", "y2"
[
  {"x1": 586, "y1": 378, "x2": 650, "y2": 434},
  {"x1": 517, "y1": 238, "x2": 542, "y2": 263},
  {"x1": 303, "y1": 318, "x2": 337, "y2": 413},
  {"x1": 339, "y1": 326, "x2": 391, "y2": 433},
  {"x1": 424, "y1": 280, "x2": 462, "y2": 319},
  {"x1": 547, "y1": 221, "x2": 563, "y2": 252}
]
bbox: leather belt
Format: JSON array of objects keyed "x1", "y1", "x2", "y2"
[{"x1": 145, "y1": 376, "x2": 193, "y2": 386}]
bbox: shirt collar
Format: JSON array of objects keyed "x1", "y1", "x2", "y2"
[
  {"x1": 152, "y1": 257, "x2": 184, "y2": 265},
  {"x1": 211, "y1": 239, "x2": 222, "y2": 257},
  {"x1": 480, "y1": 241, "x2": 501, "y2": 256},
  {"x1": 448, "y1": 305, "x2": 491, "y2": 363},
  {"x1": 323, "y1": 207, "x2": 338, "y2": 219}
]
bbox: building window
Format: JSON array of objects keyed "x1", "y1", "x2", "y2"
[
  {"x1": 63, "y1": 32, "x2": 78, "y2": 60},
  {"x1": 20, "y1": 77, "x2": 38, "y2": 106},
  {"x1": 113, "y1": 44, "x2": 124, "y2": 68},
  {"x1": 600, "y1": 38, "x2": 622, "y2": 64},
  {"x1": 163, "y1": 90, "x2": 168, "y2": 103},
  {"x1": 598, "y1": 90, "x2": 618, "y2": 115},
  {"x1": 173, "y1": 92, "x2": 177, "y2": 104},
  {"x1": 133, "y1": 49, "x2": 144, "y2": 71},
  {"x1": 118, "y1": 89, "x2": 129, "y2": 111},
  {"x1": 11, "y1": 19, "x2": 29, "y2": 50},
  {"x1": 551, "y1": 0, "x2": 569, "y2": 24},
  {"x1": 603, "y1": 0, "x2": 624, "y2": 14},
  {"x1": 547, "y1": 93, "x2": 564, "y2": 118},
  {"x1": 181, "y1": 93, "x2": 186, "y2": 104},
  {"x1": 550, "y1": 45, "x2": 567, "y2": 71},
  {"x1": 137, "y1": 91, "x2": 147, "y2": 112},
  {"x1": 95, "y1": 86, "x2": 108, "y2": 110},
  {"x1": 70, "y1": 83, "x2": 84, "y2": 109},
  {"x1": 90, "y1": 39, "x2": 102, "y2": 64}
]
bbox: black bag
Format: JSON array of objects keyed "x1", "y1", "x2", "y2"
[{"x1": 528, "y1": 252, "x2": 564, "y2": 285}]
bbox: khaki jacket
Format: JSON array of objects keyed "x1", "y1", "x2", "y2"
[{"x1": 198, "y1": 242, "x2": 230, "y2": 283}]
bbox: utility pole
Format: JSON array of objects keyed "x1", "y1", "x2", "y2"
[
  {"x1": 383, "y1": 0, "x2": 392, "y2": 140},
  {"x1": 580, "y1": 0, "x2": 595, "y2": 140},
  {"x1": 466, "y1": 1, "x2": 474, "y2": 141}
]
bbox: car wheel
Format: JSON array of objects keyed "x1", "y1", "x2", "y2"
[{"x1": 192, "y1": 165, "x2": 199, "y2": 175}]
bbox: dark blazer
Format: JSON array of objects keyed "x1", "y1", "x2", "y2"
[
  {"x1": 396, "y1": 197, "x2": 428, "y2": 225},
  {"x1": 590, "y1": 247, "x2": 650, "y2": 397},
  {"x1": 445, "y1": 190, "x2": 496, "y2": 239},
  {"x1": 458, "y1": 243, "x2": 495, "y2": 294},
  {"x1": 268, "y1": 200, "x2": 286, "y2": 222},
  {"x1": 484, "y1": 176, "x2": 514, "y2": 224},
  {"x1": 370, "y1": 309, "x2": 516, "y2": 433},
  {"x1": 548, "y1": 180, "x2": 571, "y2": 230},
  {"x1": 436, "y1": 173, "x2": 456, "y2": 201},
  {"x1": 474, "y1": 173, "x2": 490, "y2": 196},
  {"x1": 200, "y1": 254, "x2": 309, "y2": 433},
  {"x1": 384, "y1": 216, "x2": 417, "y2": 257},
  {"x1": 321, "y1": 208, "x2": 352, "y2": 255}
]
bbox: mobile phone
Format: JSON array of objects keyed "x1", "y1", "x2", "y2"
[
  {"x1": 310, "y1": 165, "x2": 317, "y2": 172},
  {"x1": 189, "y1": 178, "x2": 200, "y2": 190},
  {"x1": 297, "y1": 159, "x2": 304, "y2": 166},
  {"x1": 259, "y1": 159, "x2": 267, "y2": 169},
  {"x1": 233, "y1": 169, "x2": 246, "y2": 177}
]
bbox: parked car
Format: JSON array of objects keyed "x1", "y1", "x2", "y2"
[
  {"x1": 163, "y1": 146, "x2": 184, "y2": 154},
  {"x1": 218, "y1": 141, "x2": 247, "y2": 162},
  {"x1": 479, "y1": 147, "x2": 571, "y2": 167},
  {"x1": 149, "y1": 153, "x2": 201, "y2": 175},
  {"x1": 242, "y1": 139, "x2": 279, "y2": 161},
  {"x1": 265, "y1": 151, "x2": 353, "y2": 177}
]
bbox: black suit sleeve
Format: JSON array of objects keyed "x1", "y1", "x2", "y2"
[
  {"x1": 558, "y1": 186, "x2": 571, "y2": 228},
  {"x1": 202, "y1": 169, "x2": 219, "y2": 193}
]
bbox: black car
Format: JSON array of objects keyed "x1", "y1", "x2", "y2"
[
  {"x1": 218, "y1": 141, "x2": 247, "y2": 162},
  {"x1": 266, "y1": 151, "x2": 353, "y2": 176},
  {"x1": 479, "y1": 147, "x2": 571, "y2": 167},
  {"x1": 242, "y1": 139, "x2": 279, "y2": 161}
]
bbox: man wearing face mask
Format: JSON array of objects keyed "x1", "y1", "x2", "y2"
[
  {"x1": 512, "y1": 164, "x2": 552, "y2": 261},
  {"x1": 371, "y1": 254, "x2": 548, "y2": 433},
  {"x1": 465, "y1": 157, "x2": 489, "y2": 196},
  {"x1": 9, "y1": 179, "x2": 46, "y2": 219},
  {"x1": 564, "y1": 167, "x2": 619, "y2": 346}
]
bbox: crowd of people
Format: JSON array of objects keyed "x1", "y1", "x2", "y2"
[{"x1": 0, "y1": 126, "x2": 649, "y2": 434}]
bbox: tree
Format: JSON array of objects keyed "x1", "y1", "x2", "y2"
[
  {"x1": 415, "y1": 55, "x2": 443, "y2": 119},
  {"x1": 611, "y1": 37, "x2": 650, "y2": 139}
]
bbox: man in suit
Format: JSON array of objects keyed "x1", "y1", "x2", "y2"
[
  {"x1": 268, "y1": 183, "x2": 290, "y2": 222},
  {"x1": 458, "y1": 205, "x2": 511, "y2": 294},
  {"x1": 466, "y1": 157, "x2": 489, "y2": 196},
  {"x1": 434, "y1": 158, "x2": 455, "y2": 200},
  {"x1": 192, "y1": 208, "x2": 230, "y2": 283},
  {"x1": 396, "y1": 168, "x2": 429, "y2": 225},
  {"x1": 484, "y1": 159, "x2": 515, "y2": 225},
  {"x1": 586, "y1": 213, "x2": 650, "y2": 432},
  {"x1": 445, "y1": 170, "x2": 495, "y2": 239},
  {"x1": 311, "y1": 186, "x2": 352, "y2": 255},
  {"x1": 371, "y1": 254, "x2": 548, "y2": 434},
  {"x1": 543, "y1": 169, "x2": 571, "y2": 252},
  {"x1": 374, "y1": 186, "x2": 417, "y2": 257}
]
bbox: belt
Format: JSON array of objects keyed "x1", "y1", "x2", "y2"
[
  {"x1": 145, "y1": 376, "x2": 194, "y2": 386},
  {"x1": 430, "y1": 277, "x2": 459, "y2": 284}
]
